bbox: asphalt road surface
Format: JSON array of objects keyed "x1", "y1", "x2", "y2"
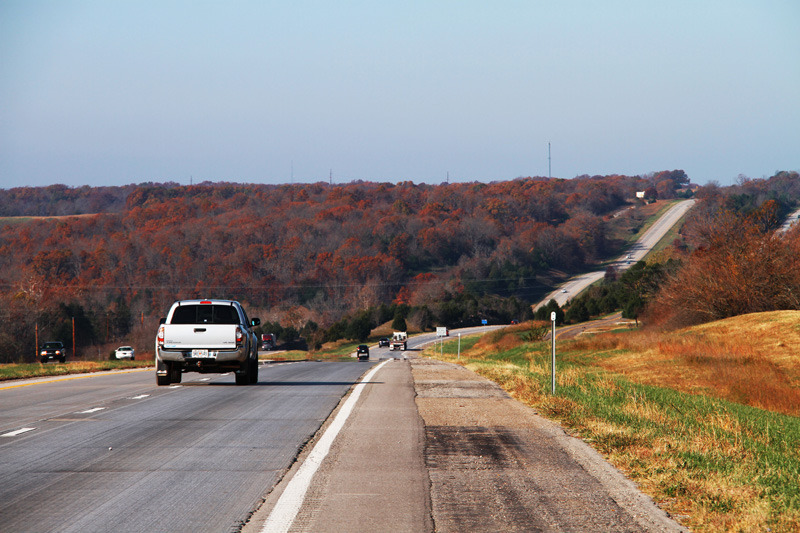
[
  {"x1": 536, "y1": 199, "x2": 695, "y2": 309},
  {"x1": 0, "y1": 362, "x2": 372, "y2": 533}
]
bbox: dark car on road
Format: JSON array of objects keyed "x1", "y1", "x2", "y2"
[
  {"x1": 357, "y1": 344, "x2": 369, "y2": 361},
  {"x1": 378, "y1": 338, "x2": 389, "y2": 347},
  {"x1": 40, "y1": 341, "x2": 66, "y2": 363}
]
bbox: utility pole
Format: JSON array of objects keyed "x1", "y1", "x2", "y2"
[{"x1": 548, "y1": 142, "x2": 551, "y2": 179}]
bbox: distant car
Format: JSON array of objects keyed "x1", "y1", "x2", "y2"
[
  {"x1": 510, "y1": 320, "x2": 519, "y2": 325},
  {"x1": 378, "y1": 338, "x2": 389, "y2": 347},
  {"x1": 357, "y1": 344, "x2": 370, "y2": 361},
  {"x1": 40, "y1": 341, "x2": 66, "y2": 363},
  {"x1": 115, "y1": 346, "x2": 135, "y2": 360},
  {"x1": 561, "y1": 289, "x2": 568, "y2": 293}
]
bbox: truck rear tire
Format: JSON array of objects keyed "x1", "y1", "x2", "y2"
[
  {"x1": 249, "y1": 359, "x2": 258, "y2": 384},
  {"x1": 170, "y1": 363, "x2": 182, "y2": 384},
  {"x1": 156, "y1": 371, "x2": 171, "y2": 386},
  {"x1": 156, "y1": 358, "x2": 171, "y2": 386},
  {"x1": 235, "y1": 360, "x2": 251, "y2": 385}
]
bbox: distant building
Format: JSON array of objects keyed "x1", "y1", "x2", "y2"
[{"x1": 636, "y1": 191, "x2": 646, "y2": 199}]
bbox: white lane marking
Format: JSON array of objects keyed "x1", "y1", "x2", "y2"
[
  {"x1": 128, "y1": 394, "x2": 150, "y2": 400},
  {"x1": 2, "y1": 427, "x2": 36, "y2": 437},
  {"x1": 78, "y1": 407, "x2": 105, "y2": 414},
  {"x1": 199, "y1": 378, "x2": 211, "y2": 381},
  {"x1": 168, "y1": 385, "x2": 182, "y2": 389},
  {"x1": 261, "y1": 360, "x2": 390, "y2": 533}
]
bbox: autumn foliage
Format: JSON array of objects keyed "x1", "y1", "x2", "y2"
[
  {"x1": 645, "y1": 180, "x2": 800, "y2": 327},
  {"x1": 0, "y1": 170, "x2": 796, "y2": 362}
]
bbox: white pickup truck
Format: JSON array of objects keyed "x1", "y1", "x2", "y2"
[{"x1": 155, "y1": 299, "x2": 261, "y2": 386}]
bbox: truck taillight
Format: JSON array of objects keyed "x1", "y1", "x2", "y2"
[
  {"x1": 235, "y1": 326, "x2": 243, "y2": 344},
  {"x1": 157, "y1": 325, "x2": 165, "y2": 345}
]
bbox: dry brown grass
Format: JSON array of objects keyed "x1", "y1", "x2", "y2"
[
  {"x1": 569, "y1": 310, "x2": 800, "y2": 416},
  {"x1": 429, "y1": 310, "x2": 800, "y2": 532}
]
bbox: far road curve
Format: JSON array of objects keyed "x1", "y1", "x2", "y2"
[{"x1": 535, "y1": 199, "x2": 695, "y2": 310}]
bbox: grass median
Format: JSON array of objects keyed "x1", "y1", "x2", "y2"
[
  {"x1": 0, "y1": 360, "x2": 153, "y2": 381},
  {"x1": 424, "y1": 311, "x2": 800, "y2": 532}
]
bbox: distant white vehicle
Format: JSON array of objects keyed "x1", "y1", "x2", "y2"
[
  {"x1": 115, "y1": 346, "x2": 135, "y2": 360},
  {"x1": 561, "y1": 289, "x2": 568, "y2": 293},
  {"x1": 389, "y1": 331, "x2": 408, "y2": 351}
]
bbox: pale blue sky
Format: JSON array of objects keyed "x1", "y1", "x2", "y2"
[{"x1": 1, "y1": 1, "x2": 798, "y2": 188}]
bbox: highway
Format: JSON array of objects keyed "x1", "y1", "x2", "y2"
[
  {"x1": 1, "y1": 326, "x2": 681, "y2": 532},
  {"x1": 246, "y1": 329, "x2": 682, "y2": 532},
  {"x1": 0, "y1": 362, "x2": 373, "y2": 533},
  {"x1": 535, "y1": 199, "x2": 695, "y2": 309}
]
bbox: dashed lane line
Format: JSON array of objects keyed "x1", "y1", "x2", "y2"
[{"x1": 1, "y1": 427, "x2": 36, "y2": 437}]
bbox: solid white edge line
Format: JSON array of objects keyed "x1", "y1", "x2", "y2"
[{"x1": 260, "y1": 359, "x2": 391, "y2": 533}]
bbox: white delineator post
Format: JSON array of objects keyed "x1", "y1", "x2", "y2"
[{"x1": 551, "y1": 311, "x2": 556, "y2": 394}]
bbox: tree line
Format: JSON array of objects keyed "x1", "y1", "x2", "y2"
[{"x1": 2, "y1": 170, "x2": 796, "y2": 361}]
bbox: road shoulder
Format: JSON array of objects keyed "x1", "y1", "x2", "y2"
[
  {"x1": 412, "y1": 357, "x2": 685, "y2": 532},
  {"x1": 243, "y1": 359, "x2": 431, "y2": 533}
]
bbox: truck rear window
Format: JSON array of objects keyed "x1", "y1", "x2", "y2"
[{"x1": 171, "y1": 305, "x2": 240, "y2": 325}]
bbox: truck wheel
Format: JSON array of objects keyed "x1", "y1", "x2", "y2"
[
  {"x1": 235, "y1": 360, "x2": 250, "y2": 385},
  {"x1": 249, "y1": 359, "x2": 258, "y2": 384},
  {"x1": 170, "y1": 364, "x2": 182, "y2": 384},
  {"x1": 156, "y1": 358, "x2": 172, "y2": 387}
]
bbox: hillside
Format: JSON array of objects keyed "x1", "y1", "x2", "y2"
[
  {"x1": 1, "y1": 170, "x2": 797, "y2": 363},
  {"x1": 572, "y1": 310, "x2": 800, "y2": 416},
  {"x1": 0, "y1": 174, "x2": 683, "y2": 362}
]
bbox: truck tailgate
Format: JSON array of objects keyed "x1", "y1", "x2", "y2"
[{"x1": 162, "y1": 324, "x2": 238, "y2": 350}]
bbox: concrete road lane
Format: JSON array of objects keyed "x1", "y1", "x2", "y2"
[
  {"x1": 249, "y1": 359, "x2": 432, "y2": 533},
  {"x1": 536, "y1": 199, "x2": 695, "y2": 309},
  {"x1": 248, "y1": 341, "x2": 684, "y2": 532}
]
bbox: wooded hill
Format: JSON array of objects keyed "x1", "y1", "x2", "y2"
[{"x1": 0, "y1": 170, "x2": 797, "y2": 362}]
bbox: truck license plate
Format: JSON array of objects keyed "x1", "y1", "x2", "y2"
[{"x1": 192, "y1": 349, "x2": 210, "y2": 358}]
